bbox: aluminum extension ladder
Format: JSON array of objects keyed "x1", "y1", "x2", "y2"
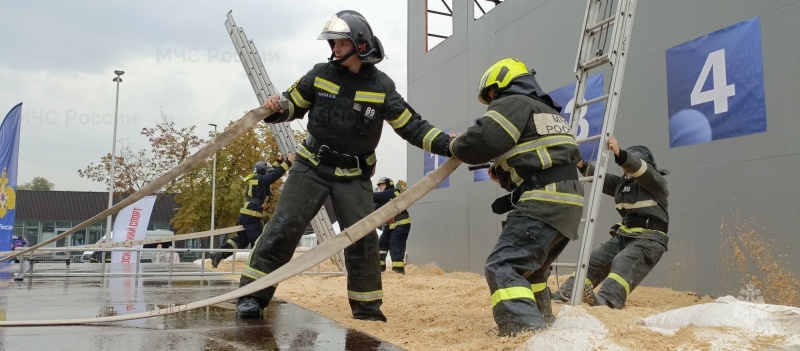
[
  {"x1": 224, "y1": 12, "x2": 345, "y2": 272},
  {"x1": 562, "y1": 0, "x2": 638, "y2": 306}
]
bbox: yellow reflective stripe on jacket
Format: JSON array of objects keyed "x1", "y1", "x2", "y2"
[
  {"x1": 615, "y1": 223, "x2": 667, "y2": 236},
  {"x1": 224, "y1": 239, "x2": 239, "y2": 250},
  {"x1": 314, "y1": 77, "x2": 340, "y2": 95},
  {"x1": 615, "y1": 199, "x2": 658, "y2": 210},
  {"x1": 348, "y1": 290, "x2": 383, "y2": 302},
  {"x1": 392, "y1": 261, "x2": 405, "y2": 267},
  {"x1": 289, "y1": 89, "x2": 311, "y2": 109},
  {"x1": 243, "y1": 174, "x2": 259, "y2": 198},
  {"x1": 389, "y1": 218, "x2": 411, "y2": 229},
  {"x1": 354, "y1": 91, "x2": 386, "y2": 104},
  {"x1": 537, "y1": 148, "x2": 553, "y2": 169},
  {"x1": 497, "y1": 161, "x2": 524, "y2": 187},
  {"x1": 422, "y1": 129, "x2": 443, "y2": 153},
  {"x1": 242, "y1": 266, "x2": 267, "y2": 281},
  {"x1": 240, "y1": 202, "x2": 263, "y2": 217},
  {"x1": 495, "y1": 135, "x2": 577, "y2": 166},
  {"x1": 484, "y1": 110, "x2": 521, "y2": 142},
  {"x1": 519, "y1": 189, "x2": 585, "y2": 207},
  {"x1": 491, "y1": 286, "x2": 535, "y2": 307},
  {"x1": 607, "y1": 273, "x2": 631, "y2": 296},
  {"x1": 530, "y1": 282, "x2": 547, "y2": 294},
  {"x1": 387, "y1": 108, "x2": 413, "y2": 129}
]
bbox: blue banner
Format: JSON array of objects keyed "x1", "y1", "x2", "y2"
[
  {"x1": 548, "y1": 74, "x2": 604, "y2": 161},
  {"x1": 423, "y1": 130, "x2": 449, "y2": 189},
  {"x1": 666, "y1": 17, "x2": 766, "y2": 147},
  {"x1": 0, "y1": 103, "x2": 22, "y2": 253}
]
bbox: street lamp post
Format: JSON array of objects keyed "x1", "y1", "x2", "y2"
[
  {"x1": 106, "y1": 70, "x2": 124, "y2": 242},
  {"x1": 208, "y1": 123, "x2": 217, "y2": 248}
]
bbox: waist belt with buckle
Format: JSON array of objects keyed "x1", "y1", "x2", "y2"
[
  {"x1": 317, "y1": 145, "x2": 360, "y2": 169},
  {"x1": 490, "y1": 164, "x2": 579, "y2": 214},
  {"x1": 523, "y1": 163, "x2": 579, "y2": 190},
  {"x1": 623, "y1": 215, "x2": 668, "y2": 233}
]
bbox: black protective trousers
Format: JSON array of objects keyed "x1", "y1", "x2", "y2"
[
  {"x1": 557, "y1": 235, "x2": 667, "y2": 309},
  {"x1": 239, "y1": 160, "x2": 385, "y2": 321},
  {"x1": 379, "y1": 223, "x2": 410, "y2": 269},
  {"x1": 485, "y1": 216, "x2": 570, "y2": 335},
  {"x1": 219, "y1": 214, "x2": 263, "y2": 260}
]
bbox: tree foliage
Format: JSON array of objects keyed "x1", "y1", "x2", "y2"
[
  {"x1": 18, "y1": 176, "x2": 55, "y2": 190},
  {"x1": 78, "y1": 111, "x2": 205, "y2": 194},
  {"x1": 170, "y1": 121, "x2": 307, "y2": 235},
  {"x1": 77, "y1": 111, "x2": 307, "y2": 241}
]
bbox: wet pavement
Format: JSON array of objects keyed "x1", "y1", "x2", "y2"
[{"x1": 0, "y1": 262, "x2": 404, "y2": 351}]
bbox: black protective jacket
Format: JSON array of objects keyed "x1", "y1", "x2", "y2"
[
  {"x1": 372, "y1": 187, "x2": 410, "y2": 227},
  {"x1": 450, "y1": 77, "x2": 584, "y2": 239},
  {"x1": 582, "y1": 151, "x2": 669, "y2": 247},
  {"x1": 265, "y1": 63, "x2": 452, "y2": 179},
  {"x1": 239, "y1": 158, "x2": 291, "y2": 217}
]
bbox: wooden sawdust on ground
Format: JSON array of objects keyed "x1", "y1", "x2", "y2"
[{"x1": 203, "y1": 259, "x2": 793, "y2": 351}]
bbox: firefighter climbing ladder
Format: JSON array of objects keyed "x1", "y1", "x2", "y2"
[
  {"x1": 563, "y1": 0, "x2": 638, "y2": 306},
  {"x1": 224, "y1": 12, "x2": 346, "y2": 272}
]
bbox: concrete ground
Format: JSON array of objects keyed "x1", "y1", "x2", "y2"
[{"x1": 0, "y1": 262, "x2": 403, "y2": 351}]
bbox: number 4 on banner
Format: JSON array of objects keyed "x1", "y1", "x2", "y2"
[{"x1": 690, "y1": 49, "x2": 736, "y2": 114}]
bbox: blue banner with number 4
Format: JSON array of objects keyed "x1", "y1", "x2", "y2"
[{"x1": 666, "y1": 17, "x2": 766, "y2": 148}]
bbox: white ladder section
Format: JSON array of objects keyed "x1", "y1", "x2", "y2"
[
  {"x1": 564, "y1": 0, "x2": 638, "y2": 306},
  {"x1": 224, "y1": 11, "x2": 345, "y2": 272}
]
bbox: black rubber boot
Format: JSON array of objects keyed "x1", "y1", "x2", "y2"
[
  {"x1": 392, "y1": 266, "x2": 405, "y2": 274},
  {"x1": 534, "y1": 287, "x2": 556, "y2": 326},
  {"x1": 236, "y1": 297, "x2": 263, "y2": 318},
  {"x1": 210, "y1": 253, "x2": 223, "y2": 269}
]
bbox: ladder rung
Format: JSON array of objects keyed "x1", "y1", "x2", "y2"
[
  {"x1": 576, "y1": 94, "x2": 609, "y2": 108},
  {"x1": 577, "y1": 134, "x2": 601, "y2": 144},
  {"x1": 578, "y1": 175, "x2": 593, "y2": 182},
  {"x1": 552, "y1": 262, "x2": 578, "y2": 268},
  {"x1": 586, "y1": 15, "x2": 615, "y2": 34},
  {"x1": 579, "y1": 54, "x2": 610, "y2": 70}
]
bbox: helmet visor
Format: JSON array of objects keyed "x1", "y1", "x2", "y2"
[{"x1": 317, "y1": 15, "x2": 351, "y2": 40}]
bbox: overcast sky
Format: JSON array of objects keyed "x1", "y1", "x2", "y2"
[{"x1": 0, "y1": 1, "x2": 413, "y2": 191}]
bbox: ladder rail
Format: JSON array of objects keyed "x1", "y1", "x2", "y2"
[
  {"x1": 225, "y1": 12, "x2": 346, "y2": 271},
  {"x1": 566, "y1": 0, "x2": 637, "y2": 307}
]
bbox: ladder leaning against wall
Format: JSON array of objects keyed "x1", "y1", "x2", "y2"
[
  {"x1": 560, "y1": 0, "x2": 639, "y2": 306},
  {"x1": 224, "y1": 12, "x2": 346, "y2": 272}
]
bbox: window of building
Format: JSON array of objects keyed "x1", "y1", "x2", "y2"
[
  {"x1": 474, "y1": 0, "x2": 503, "y2": 20},
  {"x1": 426, "y1": 0, "x2": 453, "y2": 51}
]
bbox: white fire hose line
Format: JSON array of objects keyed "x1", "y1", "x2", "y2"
[
  {"x1": 0, "y1": 158, "x2": 461, "y2": 326},
  {"x1": 0, "y1": 107, "x2": 273, "y2": 264}
]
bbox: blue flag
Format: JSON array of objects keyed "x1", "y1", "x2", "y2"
[{"x1": 0, "y1": 103, "x2": 22, "y2": 253}]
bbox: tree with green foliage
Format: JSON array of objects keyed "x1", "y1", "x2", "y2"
[
  {"x1": 78, "y1": 111, "x2": 205, "y2": 194},
  {"x1": 169, "y1": 122, "x2": 306, "y2": 236},
  {"x1": 18, "y1": 176, "x2": 55, "y2": 190}
]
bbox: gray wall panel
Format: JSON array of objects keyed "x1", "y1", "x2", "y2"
[{"x1": 405, "y1": 0, "x2": 799, "y2": 300}]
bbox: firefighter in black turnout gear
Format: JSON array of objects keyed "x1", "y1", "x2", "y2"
[
  {"x1": 552, "y1": 136, "x2": 669, "y2": 309},
  {"x1": 236, "y1": 10, "x2": 454, "y2": 320},
  {"x1": 372, "y1": 177, "x2": 410, "y2": 274},
  {"x1": 211, "y1": 155, "x2": 294, "y2": 268},
  {"x1": 448, "y1": 58, "x2": 584, "y2": 337}
]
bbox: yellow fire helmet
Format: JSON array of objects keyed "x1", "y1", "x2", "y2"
[{"x1": 477, "y1": 58, "x2": 529, "y2": 105}]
